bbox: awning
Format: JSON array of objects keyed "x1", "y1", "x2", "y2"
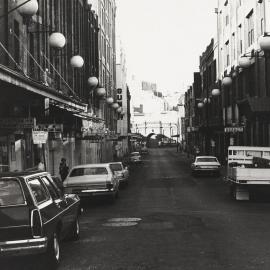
[
  {"x1": 0, "y1": 64, "x2": 87, "y2": 113},
  {"x1": 238, "y1": 97, "x2": 270, "y2": 113}
]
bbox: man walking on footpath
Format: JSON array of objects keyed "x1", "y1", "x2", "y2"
[{"x1": 59, "y1": 158, "x2": 69, "y2": 181}]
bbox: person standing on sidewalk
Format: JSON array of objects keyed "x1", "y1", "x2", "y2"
[{"x1": 59, "y1": 158, "x2": 69, "y2": 181}]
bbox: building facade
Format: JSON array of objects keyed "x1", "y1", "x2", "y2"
[
  {"x1": 0, "y1": 0, "x2": 118, "y2": 174},
  {"x1": 185, "y1": 0, "x2": 270, "y2": 160},
  {"x1": 89, "y1": 0, "x2": 118, "y2": 162}
]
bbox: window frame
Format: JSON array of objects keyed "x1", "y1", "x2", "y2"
[
  {"x1": 27, "y1": 177, "x2": 51, "y2": 206},
  {"x1": 0, "y1": 177, "x2": 26, "y2": 207}
]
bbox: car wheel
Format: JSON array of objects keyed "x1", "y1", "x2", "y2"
[
  {"x1": 69, "y1": 217, "x2": 80, "y2": 241},
  {"x1": 46, "y1": 232, "x2": 61, "y2": 269}
]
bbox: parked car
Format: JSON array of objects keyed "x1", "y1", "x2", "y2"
[
  {"x1": 64, "y1": 163, "x2": 119, "y2": 201},
  {"x1": 191, "y1": 156, "x2": 221, "y2": 176},
  {"x1": 109, "y1": 162, "x2": 129, "y2": 186},
  {"x1": 129, "y1": 152, "x2": 142, "y2": 164},
  {"x1": 0, "y1": 170, "x2": 81, "y2": 269},
  {"x1": 140, "y1": 147, "x2": 149, "y2": 155}
]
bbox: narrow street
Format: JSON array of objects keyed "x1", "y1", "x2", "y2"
[
  {"x1": 58, "y1": 148, "x2": 270, "y2": 270},
  {"x1": 3, "y1": 147, "x2": 270, "y2": 270}
]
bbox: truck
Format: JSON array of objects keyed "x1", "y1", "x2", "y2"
[{"x1": 226, "y1": 146, "x2": 270, "y2": 200}]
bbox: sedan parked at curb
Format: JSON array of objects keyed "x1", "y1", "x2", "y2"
[
  {"x1": 129, "y1": 152, "x2": 142, "y2": 164},
  {"x1": 109, "y1": 162, "x2": 129, "y2": 186},
  {"x1": 0, "y1": 171, "x2": 81, "y2": 269},
  {"x1": 191, "y1": 156, "x2": 221, "y2": 176},
  {"x1": 64, "y1": 163, "x2": 120, "y2": 202}
]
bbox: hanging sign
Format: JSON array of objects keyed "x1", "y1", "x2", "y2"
[{"x1": 32, "y1": 131, "x2": 48, "y2": 144}]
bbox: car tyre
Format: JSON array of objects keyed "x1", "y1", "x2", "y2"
[
  {"x1": 69, "y1": 217, "x2": 80, "y2": 241},
  {"x1": 45, "y1": 231, "x2": 61, "y2": 269}
]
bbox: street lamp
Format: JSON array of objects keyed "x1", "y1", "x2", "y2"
[
  {"x1": 88, "y1": 76, "x2": 99, "y2": 89},
  {"x1": 70, "y1": 55, "x2": 84, "y2": 68},
  {"x1": 17, "y1": 0, "x2": 38, "y2": 16},
  {"x1": 48, "y1": 32, "x2": 66, "y2": 49},
  {"x1": 106, "y1": 97, "x2": 114, "y2": 105},
  {"x1": 96, "y1": 87, "x2": 106, "y2": 98},
  {"x1": 222, "y1": 76, "x2": 233, "y2": 87}
]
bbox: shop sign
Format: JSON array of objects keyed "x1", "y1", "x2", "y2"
[
  {"x1": 34, "y1": 123, "x2": 63, "y2": 132},
  {"x1": 224, "y1": 127, "x2": 244, "y2": 133},
  {"x1": 32, "y1": 131, "x2": 48, "y2": 144},
  {"x1": 0, "y1": 118, "x2": 36, "y2": 129},
  {"x1": 117, "y1": 88, "x2": 123, "y2": 107},
  {"x1": 81, "y1": 120, "x2": 105, "y2": 137}
]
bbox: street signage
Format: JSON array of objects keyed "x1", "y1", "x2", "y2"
[
  {"x1": 34, "y1": 124, "x2": 63, "y2": 132},
  {"x1": 0, "y1": 118, "x2": 36, "y2": 129},
  {"x1": 224, "y1": 127, "x2": 244, "y2": 133},
  {"x1": 32, "y1": 131, "x2": 48, "y2": 144}
]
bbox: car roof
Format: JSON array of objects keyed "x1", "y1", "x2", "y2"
[
  {"x1": 196, "y1": 156, "x2": 217, "y2": 159},
  {"x1": 109, "y1": 162, "x2": 123, "y2": 165},
  {"x1": 131, "y1": 152, "x2": 140, "y2": 154},
  {"x1": 70, "y1": 163, "x2": 111, "y2": 169},
  {"x1": 0, "y1": 170, "x2": 48, "y2": 178}
]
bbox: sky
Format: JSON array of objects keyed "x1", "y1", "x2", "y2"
[{"x1": 116, "y1": 0, "x2": 218, "y2": 94}]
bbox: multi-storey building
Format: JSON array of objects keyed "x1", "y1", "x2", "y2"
[
  {"x1": 185, "y1": 0, "x2": 270, "y2": 160},
  {"x1": 115, "y1": 38, "x2": 130, "y2": 158},
  {"x1": 0, "y1": 0, "x2": 117, "y2": 174},
  {"x1": 89, "y1": 0, "x2": 117, "y2": 161},
  {"x1": 217, "y1": 0, "x2": 270, "y2": 149}
]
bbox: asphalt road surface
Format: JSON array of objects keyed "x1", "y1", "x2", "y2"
[{"x1": 3, "y1": 148, "x2": 270, "y2": 270}]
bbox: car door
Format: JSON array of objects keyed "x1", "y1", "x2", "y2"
[
  {"x1": 40, "y1": 175, "x2": 78, "y2": 239},
  {"x1": 27, "y1": 177, "x2": 63, "y2": 240}
]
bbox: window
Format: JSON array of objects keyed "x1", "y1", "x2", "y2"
[
  {"x1": 109, "y1": 164, "x2": 123, "y2": 172},
  {"x1": 232, "y1": 33, "x2": 236, "y2": 61},
  {"x1": 247, "y1": 10, "x2": 254, "y2": 47},
  {"x1": 69, "y1": 167, "x2": 108, "y2": 177},
  {"x1": 41, "y1": 176, "x2": 60, "y2": 200},
  {"x1": 14, "y1": 20, "x2": 20, "y2": 65},
  {"x1": 0, "y1": 179, "x2": 25, "y2": 206},
  {"x1": 238, "y1": 24, "x2": 243, "y2": 54},
  {"x1": 225, "y1": 41, "x2": 230, "y2": 67},
  {"x1": 28, "y1": 178, "x2": 50, "y2": 204},
  {"x1": 246, "y1": 151, "x2": 262, "y2": 157}
]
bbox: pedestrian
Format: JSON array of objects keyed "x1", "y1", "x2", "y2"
[
  {"x1": 37, "y1": 159, "x2": 45, "y2": 171},
  {"x1": 176, "y1": 142, "x2": 180, "y2": 152},
  {"x1": 59, "y1": 158, "x2": 69, "y2": 181}
]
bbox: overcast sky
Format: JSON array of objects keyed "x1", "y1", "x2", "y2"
[{"x1": 116, "y1": 0, "x2": 218, "y2": 94}]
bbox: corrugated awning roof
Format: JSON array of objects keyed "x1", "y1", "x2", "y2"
[{"x1": 238, "y1": 97, "x2": 270, "y2": 113}]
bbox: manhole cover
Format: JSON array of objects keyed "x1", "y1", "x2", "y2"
[
  {"x1": 103, "y1": 222, "x2": 138, "y2": 227},
  {"x1": 103, "y1": 217, "x2": 142, "y2": 227},
  {"x1": 108, "y1": 218, "x2": 142, "y2": 222}
]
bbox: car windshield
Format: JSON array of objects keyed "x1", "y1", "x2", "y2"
[
  {"x1": 131, "y1": 153, "x2": 140, "y2": 156},
  {"x1": 69, "y1": 167, "x2": 108, "y2": 177},
  {"x1": 0, "y1": 178, "x2": 25, "y2": 206},
  {"x1": 109, "y1": 164, "x2": 122, "y2": 172},
  {"x1": 196, "y1": 157, "x2": 218, "y2": 162}
]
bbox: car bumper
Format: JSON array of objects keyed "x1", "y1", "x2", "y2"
[
  {"x1": 65, "y1": 188, "x2": 116, "y2": 197},
  {"x1": 0, "y1": 237, "x2": 47, "y2": 257},
  {"x1": 192, "y1": 168, "x2": 220, "y2": 173}
]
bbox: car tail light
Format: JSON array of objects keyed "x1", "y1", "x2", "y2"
[
  {"x1": 106, "y1": 183, "x2": 113, "y2": 189},
  {"x1": 31, "y1": 209, "x2": 43, "y2": 238}
]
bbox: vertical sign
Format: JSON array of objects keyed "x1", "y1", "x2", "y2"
[{"x1": 44, "y1": 98, "x2": 50, "y2": 117}]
